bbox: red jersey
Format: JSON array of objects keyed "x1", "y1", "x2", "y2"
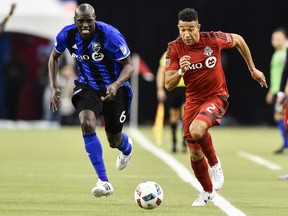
[{"x1": 166, "y1": 31, "x2": 234, "y2": 103}]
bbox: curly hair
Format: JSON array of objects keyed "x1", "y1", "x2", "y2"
[{"x1": 178, "y1": 8, "x2": 198, "y2": 22}]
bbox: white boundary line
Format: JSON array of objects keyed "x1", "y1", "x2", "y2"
[
  {"x1": 129, "y1": 127, "x2": 246, "y2": 216},
  {"x1": 238, "y1": 151, "x2": 282, "y2": 170}
]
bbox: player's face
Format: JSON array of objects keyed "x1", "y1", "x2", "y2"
[
  {"x1": 74, "y1": 10, "x2": 96, "y2": 40},
  {"x1": 271, "y1": 31, "x2": 287, "y2": 50},
  {"x1": 178, "y1": 20, "x2": 200, "y2": 46}
]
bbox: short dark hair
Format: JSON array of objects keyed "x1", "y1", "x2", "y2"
[
  {"x1": 178, "y1": 8, "x2": 198, "y2": 22},
  {"x1": 273, "y1": 27, "x2": 288, "y2": 38},
  {"x1": 75, "y1": 3, "x2": 95, "y2": 16}
]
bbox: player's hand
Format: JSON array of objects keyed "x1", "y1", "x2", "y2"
[
  {"x1": 179, "y1": 55, "x2": 191, "y2": 73},
  {"x1": 101, "y1": 82, "x2": 120, "y2": 102},
  {"x1": 49, "y1": 87, "x2": 62, "y2": 112},
  {"x1": 250, "y1": 69, "x2": 268, "y2": 88}
]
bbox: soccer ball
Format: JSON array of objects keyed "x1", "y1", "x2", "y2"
[{"x1": 134, "y1": 181, "x2": 164, "y2": 209}]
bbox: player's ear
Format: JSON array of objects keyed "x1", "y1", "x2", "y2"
[{"x1": 198, "y1": 23, "x2": 201, "y2": 31}]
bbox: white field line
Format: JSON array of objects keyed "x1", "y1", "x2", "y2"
[
  {"x1": 238, "y1": 151, "x2": 282, "y2": 170},
  {"x1": 129, "y1": 128, "x2": 246, "y2": 216}
]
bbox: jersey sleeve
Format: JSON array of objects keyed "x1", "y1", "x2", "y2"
[
  {"x1": 166, "y1": 44, "x2": 180, "y2": 70},
  {"x1": 106, "y1": 31, "x2": 131, "y2": 61},
  {"x1": 54, "y1": 28, "x2": 68, "y2": 54},
  {"x1": 214, "y1": 31, "x2": 234, "y2": 50}
]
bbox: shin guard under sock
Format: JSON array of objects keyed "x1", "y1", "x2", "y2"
[
  {"x1": 191, "y1": 157, "x2": 213, "y2": 192},
  {"x1": 83, "y1": 132, "x2": 108, "y2": 182},
  {"x1": 198, "y1": 132, "x2": 218, "y2": 166}
]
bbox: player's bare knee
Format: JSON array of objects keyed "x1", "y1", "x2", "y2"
[
  {"x1": 79, "y1": 110, "x2": 96, "y2": 132},
  {"x1": 190, "y1": 130, "x2": 203, "y2": 141},
  {"x1": 189, "y1": 124, "x2": 203, "y2": 141},
  {"x1": 189, "y1": 120, "x2": 208, "y2": 141},
  {"x1": 80, "y1": 120, "x2": 95, "y2": 133},
  {"x1": 79, "y1": 114, "x2": 96, "y2": 132}
]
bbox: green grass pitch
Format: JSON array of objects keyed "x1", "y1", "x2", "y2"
[{"x1": 1, "y1": 126, "x2": 288, "y2": 215}]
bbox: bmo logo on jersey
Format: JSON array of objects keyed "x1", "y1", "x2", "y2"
[
  {"x1": 205, "y1": 56, "x2": 217, "y2": 68},
  {"x1": 187, "y1": 56, "x2": 217, "y2": 70},
  {"x1": 71, "y1": 42, "x2": 104, "y2": 61},
  {"x1": 187, "y1": 46, "x2": 217, "y2": 70},
  {"x1": 91, "y1": 52, "x2": 104, "y2": 61},
  {"x1": 71, "y1": 52, "x2": 104, "y2": 61}
]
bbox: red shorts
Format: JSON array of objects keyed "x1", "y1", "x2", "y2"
[{"x1": 183, "y1": 95, "x2": 229, "y2": 139}]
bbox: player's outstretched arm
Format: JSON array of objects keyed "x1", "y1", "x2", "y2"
[
  {"x1": 232, "y1": 33, "x2": 268, "y2": 88},
  {"x1": 156, "y1": 64, "x2": 167, "y2": 102},
  {"x1": 48, "y1": 49, "x2": 62, "y2": 112}
]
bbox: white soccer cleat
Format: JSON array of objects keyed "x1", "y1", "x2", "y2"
[
  {"x1": 278, "y1": 173, "x2": 288, "y2": 180},
  {"x1": 210, "y1": 157, "x2": 224, "y2": 191},
  {"x1": 192, "y1": 190, "x2": 216, "y2": 206},
  {"x1": 116, "y1": 137, "x2": 133, "y2": 170},
  {"x1": 92, "y1": 179, "x2": 114, "y2": 198}
]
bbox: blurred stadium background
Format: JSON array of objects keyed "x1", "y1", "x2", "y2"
[{"x1": 0, "y1": 0, "x2": 288, "y2": 126}]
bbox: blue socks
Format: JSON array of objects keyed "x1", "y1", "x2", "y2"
[
  {"x1": 83, "y1": 132, "x2": 108, "y2": 182},
  {"x1": 82, "y1": 132, "x2": 131, "y2": 182},
  {"x1": 277, "y1": 120, "x2": 288, "y2": 148},
  {"x1": 118, "y1": 133, "x2": 132, "y2": 155}
]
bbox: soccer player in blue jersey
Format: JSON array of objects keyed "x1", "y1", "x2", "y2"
[{"x1": 48, "y1": 3, "x2": 133, "y2": 198}]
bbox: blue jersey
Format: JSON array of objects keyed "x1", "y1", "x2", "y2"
[{"x1": 54, "y1": 21, "x2": 133, "y2": 100}]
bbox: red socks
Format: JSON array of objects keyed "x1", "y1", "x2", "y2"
[
  {"x1": 189, "y1": 132, "x2": 218, "y2": 192},
  {"x1": 190, "y1": 157, "x2": 213, "y2": 192},
  {"x1": 197, "y1": 132, "x2": 218, "y2": 166}
]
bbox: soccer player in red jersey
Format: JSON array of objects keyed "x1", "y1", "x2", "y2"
[{"x1": 165, "y1": 8, "x2": 267, "y2": 206}]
